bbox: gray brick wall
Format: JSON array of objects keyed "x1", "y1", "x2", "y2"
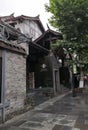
[{"x1": 5, "y1": 51, "x2": 26, "y2": 113}]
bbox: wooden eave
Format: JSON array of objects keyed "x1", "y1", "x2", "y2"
[
  {"x1": 0, "y1": 39, "x2": 26, "y2": 55},
  {"x1": 34, "y1": 29, "x2": 63, "y2": 43},
  {"x1": 0, "y1": 21, "x2": 49, "y2": 54},
  {"x1": 29, "y1": 41, "x2": 50, "y2": 55}
]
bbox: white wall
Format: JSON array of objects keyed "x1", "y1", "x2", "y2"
[{"x1": 15, "y1": 20, "x2": 42, "y2": 41}]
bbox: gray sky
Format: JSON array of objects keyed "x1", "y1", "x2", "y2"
[{"x1": 0, "y1": 0, "x2": 52, "y2": 29}]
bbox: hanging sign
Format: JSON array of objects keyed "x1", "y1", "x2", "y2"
[
  {"x1": 73, "y1": 64, "x2": 77, "y2": 74},
  {"x1": 79, "y1": 80, "x2": 84, "y2": 88}
]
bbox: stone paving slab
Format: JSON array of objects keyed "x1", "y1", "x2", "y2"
[
  {"x1": 0, "y1": 126, "x2": 29, "y2": 130},
  {"x1": 8, "y1": 126, "x2": 29, "y2": 130},
  {"x1": 16, "y1": 113, "x2": 77, "y2": 130},
  {"x1": 0, "y1": 87, "x2": 88, "y2": 130},
  {"x1": 52, "y1": 124, "x2": 63, "y2": 130}
]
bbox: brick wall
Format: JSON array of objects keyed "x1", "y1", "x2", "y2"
[
  {"x1": 5, "y1": 51, "x2": 26, "y2": 113},
  {"x1": 29, "y1": 72, "x2": 35, "y2": 89}
]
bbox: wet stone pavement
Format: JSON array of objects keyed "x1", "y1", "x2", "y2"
[{"x1": 0, "y1": 87, "x2": 88, "y2": 130}]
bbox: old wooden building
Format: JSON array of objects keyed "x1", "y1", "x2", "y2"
[{"x1": 0, "y1": 14, "x2": 63, "y2": 122}]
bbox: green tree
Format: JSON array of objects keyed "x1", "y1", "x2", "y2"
[{"x1": 45, "y1": 0, "x2": 88, "y2": 73}]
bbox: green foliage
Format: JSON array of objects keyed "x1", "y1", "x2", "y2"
[
  {"x1": 45, "y1": 0, "x2": 88, "y2": 72},
  {"x1": 50, "y1": 40, "x2": 60, "y2": 50},
  {"x1": 46, "y1": 0, "x2": 88, "y2": 43}
]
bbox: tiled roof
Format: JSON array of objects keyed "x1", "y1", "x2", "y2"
[
  {"x1": 0, "y1": 14, "x2": 45, "y2": 33},
  {"x1": 0, "y1": 13, "x2": 14, "y2": 21},
  {"x1": 0, "y1": 21, "x2": 49, "y2": 54},
  {"x1": 34, "y1": 29, "x2": 63, "y2": 43},
  {"x1": 0, "y1": 39, "x2": 26, "y2": 55}
]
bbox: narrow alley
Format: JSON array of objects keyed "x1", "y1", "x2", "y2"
[{"x1": 0, "y1": 86, "x2": 88, "y2": 130}]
